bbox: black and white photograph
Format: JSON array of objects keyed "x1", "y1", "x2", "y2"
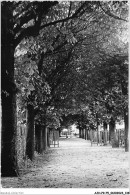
[{"x1": 1, "y1": 0, "x2": 129, "y2": 194}]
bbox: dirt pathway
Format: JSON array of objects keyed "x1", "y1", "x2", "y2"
[{"x1": 1, "y1": 136, "x2": 129, "y2": 188}]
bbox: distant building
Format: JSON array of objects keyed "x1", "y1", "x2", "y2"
[{"x1": 71, "y1": 124, "x2": 79, "y2": 134}]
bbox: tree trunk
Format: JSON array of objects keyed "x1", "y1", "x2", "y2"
[
  {"x1": 124, "y1": 111, "x2": 129, "y2": 152},
  {"x1": 109, "y1": 117, "x2": 119, "y2": 148},
  {"x1": 35, "y1": 125, "x2": 45, "y2": 154},
  {"x1": 83, "y1": 129, "x2": 86, "y2": 139},
  {"x1": 80, "y1": 129, "x2": 82, "y2": 138},
  {"x1": 120, "y1": 71, "x2": 128, "y2": 151},
  {"x1": 26, "y1": 104, "x2": 35, "y2": 160},
  {"x1": 39, "y1": 128, "x2": 44, "y2": 153},
  {"x1": 85, "y1": 129, "x2": 87, "y2": 140},
  {"x1": 47, "y1": 129, "x2": 50, "y2": 147},
  {"x1": 79, "y1": 129, "x2": 81, "y2": 138},
  {"x1": 97, "y1": 121, "x2": 100, "y2": 144},
  {"x1": 103, "y1": 122, "x2": 107, "y2": 145},
  {"x1": 82, "y1": 129, "x2": 84, "y2": 138},
  {"x1": 43, "y1": 125, "x2": 48, "y2": 151},
  {"x1": 35, "y1": 124, "x2": 41, "y2": 154},
  {"x1": 86, "y1": 129, "x2": 90, "y2": 140},
  {"x1": 81, "y1": 129, "x2": 83, "y2": 138},
  {"x1": 82, "y1": 129, "x2": 84, "y2": 139},
  {"x1": 58, "y1": 128, "x2": 62, "y2": 137},
  {"x1": 1, "y1": 91, "x2": 18, "y2": 176},
  {"x1": 1, "y1": 3, "x2": 18, "y2": 176}
]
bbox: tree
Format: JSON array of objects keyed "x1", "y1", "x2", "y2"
[{"x1": 1, "y1": 2, "x2": 18, "y2": 176}]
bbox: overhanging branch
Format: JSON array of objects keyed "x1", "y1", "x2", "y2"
[{"x1": 14, "y1": 2, "x2": 88, "y2": 47}]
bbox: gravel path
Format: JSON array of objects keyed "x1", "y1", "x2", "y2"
[{"x1": 1, "y1": 136, "x2": 129, "y2": 188}]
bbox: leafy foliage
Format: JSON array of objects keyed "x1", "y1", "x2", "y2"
[
  {"x1": 5, "y1": 0, "x2": 129, "y2": 148},
  {"x1": 19, "y1": 1, "x2": 128, "y2": 129}
]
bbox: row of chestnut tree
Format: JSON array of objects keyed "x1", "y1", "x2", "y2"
[{"x1": 1, "y1": 1, "x2": 128, "y2": 177}]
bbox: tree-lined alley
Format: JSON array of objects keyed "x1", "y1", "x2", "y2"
[{"x1": 1, "y1": 1, "x2": 128, "y2": 179}]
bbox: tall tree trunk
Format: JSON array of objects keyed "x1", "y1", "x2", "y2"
[
  {"x1": 119, "y1": 61, "x2": 128, "y2": 151},
  {"x1": 103, "y1": 122, "x2": 107, "y2": 145},
  {"x1": 97, "y1": 121, "x2": 100, "y2": 144},
  {"x1": 82, "y1": 129, "x2": 84, "y2": 139},
  {"x1": 58, "y1": 128, "x2": 62, "y2": 137},
  {"x1": 83, "y1": 129, "x2": 86, "y2": 139},
  {"x1": 41, "y1": 107, "x2": 48, "y2": 151},
  {"x1": 35, "y1": 124, "x2": 41, "y2": 154},
  {"x1": 26, "y1": 104, "x2": 35, "y2": 160},
  {"x1": 35, "y1": 125, "x2": 44, "y2": 154},
  {"x1": 87, "y1": 129, "x2": 89, "y2": 139},
  {"x1": 109, "y1": 117, "x2": 119, "y2": 148},
  {"x1": 1, "y1": 90, "x2": 18, "y2": 176},
  {"x1": 80, "y1": 129, "x2": 82, "y2": 138},
  {"x1": 82, "y1": 129, "x2": 84, "y2": 138},
  {"x1": 79, "y1": 128, "x2": 81, "y2": 138},
  {"x1": 96, "y1": 113, "x2": 100, "y2": 145},
  {"x1": 1, "y1": 2, "x2": 18, "y2": 176},
  {"x1": 81, "y1": 129, "x2": 83, "y2": 138},
  {"x1": 85, "y1": 129, "x2": 87, "y2": 140},
  {"x1": 124, "y1": 111, "x2": 129, "y2": 152},
  {"x1": 40, "y1": 128, "x2": 44, "y2": 153},
  {"x1": 47, "y1": 129, "x2": 50, "y2": 147},
  {"x1": 43, "y1": 125, "x2": 48, "y2": 150}
]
